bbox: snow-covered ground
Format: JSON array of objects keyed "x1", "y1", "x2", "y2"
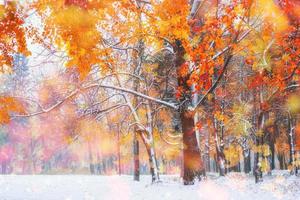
[{"x1": 0, "y1": 171, "x2": 299, "y2": 200}]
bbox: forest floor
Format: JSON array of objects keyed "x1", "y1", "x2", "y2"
[{"x1": 0, "y1": 171, "x2": 299, "y2": 200}]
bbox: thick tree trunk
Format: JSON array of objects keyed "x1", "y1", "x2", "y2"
[
  {"x1": 173, "y1": 40, "x2": 203, "y2": 184},
  {"x1": 181, "y1": 110, "x2": 203, "y2": 184}
]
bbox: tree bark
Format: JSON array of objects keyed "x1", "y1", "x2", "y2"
[
  {"x1": 133, "y1": 137, "x2": 140, "y2": 181},
  {"x1": 117, "y1": 125, "x2": 122, "y2": 175},
  {"x1": 145, "y1": 102, "x2": 160, "y2": 182},
  {"x1": 181, "y1": 110, "x2": 203, "y2": 184},
  {"x1": 288, "y1": 113, "x2": 296, "y2": 174},
  {"x1": 141, "y1": 137, "x2": 160, "y2": 182},
  {"x1": 174, "y1": 40, "x2": 203, "y2": 184},
  {"x1": 213, "y1": 118, "x2": 225, "y2": 176}
]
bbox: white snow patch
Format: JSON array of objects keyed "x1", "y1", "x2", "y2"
[{"x1": 0, "y1": 171, "x2": 299, "y2": 200}]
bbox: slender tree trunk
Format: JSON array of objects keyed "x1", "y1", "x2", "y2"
[
  {"x1": 288, "y1": 113, "x2": 296, "y2": 174},
  {"x1": 243, "y1": 150, "x2": 251, "y2": 173},
  {"x1": 278, "y1": 155, "x2": 284, "y2": 170},
  {"x1": 144, "y1": 102, "x2": 160, "y2": 182},
  {"x1": 213, "y1": 117, "x2": 225, "y2": 176},
  {"x1": 96, "y1": 152, "x2": 101, "y2": 174},
  {"x1": 133, "y1": 136, "x2": 139, "y2": 181},
  {"x1": 131, "y1": 29, "x2": 144, "y2": 181},
  {"x1": 270, "y1": 135, "x2": 275, "y2": 170},
  {"x1": 117, "y1": 125, "x2": 122, "y2": 176},
  {"x1": 1, "y1": 162, "x2": 7, "y2": 174},
  {"x1": 283, "y1": 155, "x2": 287, "y2": 169},
  {"x1": 88, "y1": 140, "x2": 95, "y2": 175},
  {"x1": 218, "y1": 64, "x2": 227, "y2": 175},
  {"x1": 254, "y1": 87, "x2": 265, "y2": 173},
  {"x1": 140, "y1": 138, "x2": 160, "y2": 182},
  {"x1": 138, "y1": 131, "x2": 160, "y2": 182}
]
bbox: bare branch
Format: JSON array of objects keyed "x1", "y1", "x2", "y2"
[{"x1": 85, "y1": 84, "x2": 178, "y2": 109}]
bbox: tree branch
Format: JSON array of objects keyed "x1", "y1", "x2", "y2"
[
  {"x1": 85, "y1": 84, "x2": 178, "y2": 109},
  {"x1": 13, "y1": 82, "x2": 178, "y2": 118}
]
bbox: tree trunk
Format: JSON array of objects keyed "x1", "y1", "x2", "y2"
[
  {"x1": 181, "y1": 110, "x2": 203, "y2": 184},
  {"x1": 174, "y1": 40, "x2": 203, "y2": 184},
  {"x1": 138, "y1": 130, "x2": 160, "y2": 182},
  {"x1": 96, "y1": 152, "x2": 101, "y2": 174},
  {"x1": 133, "y1": 136, "x2": 140, "y2": 181},
  {"x1": 1, "y1": 162, "x2": 7, "y2": 174},
  {"x1": 214, "y1": 118, "x2": 225, "y2": 176},
  {"x1": 270, "y1": 141, "x2": 275, "y2": 170},
  {"x1": 117, "y1": 127, "x2": 122, "y2": 176},
  {"x1": 288, "y1": 114, "x2": 296, "y2": 174},
  {"x1": 243, "y1": 150, "x2": 251, "y2": 173},
  {"x1": 278, "y1": 155, "x2": 285, "y2": 170},
  {"x1": 144, "y1": 139, "x2": 160, "y2": 182},
  {"x1": 87, "y1": 140, "x2": 95, "y2": 175}
]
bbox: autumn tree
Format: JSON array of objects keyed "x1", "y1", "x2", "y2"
[{"x1": 1, "y1": 0, "x2": 300, "y2": 185}]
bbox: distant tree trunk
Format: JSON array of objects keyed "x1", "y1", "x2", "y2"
[
  {"x1": 102, "y1": 158, "x2": 107, "y2": 174},
  {"x1": 253, "y1": 88, "x2": 265, "y2": 173},
  {"x1": 88, "y1": 140, "x2": 95, "y2": 175},
  {"x1": 117, "y1": 125, "x2": 122, "y2": 176},
  {"x1": 1, "y1": 162, "x2": 7, "y2": 174},
  {"x1": 288, "y1": 113, "x2": 296, "y2": 174},
  {"x1": 133, "y1": 134, "x2": 140, "y2": 181},
  {"x1": 283, "y1": 155, "x2": 288, "y2": 169},
  {"x1": 269, "y1": 131, "x2": 276, "y2": 170},
  {"x1": 214, "y1": 118, "x2": 225, "y2": 176},
  {"x1": 243, "y1": 150, "x2": 251, "y2": 173},
  {"x1": 95, "y1": 152, "x2": 101, "y2": 174},
  {"x1": 269, "y1": 141, "x2": 275, "y2": 170},
  {"x1": 278, "y1": 155, "x2": 285, "y2": 170}
]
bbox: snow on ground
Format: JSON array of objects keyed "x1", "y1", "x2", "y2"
[{"x1": 0, "y1": 171, "x2": 299, "y2": 200}]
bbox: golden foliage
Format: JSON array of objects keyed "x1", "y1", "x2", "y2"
[
  {"x1": 224, "y1": 144, "x2": 242, "y2": 167},
  {"x1": 254, "y1": 0, "x2": 289, "y2": 32},
  {"x1": 225, "y1": 103, "x2": 252, "y2": 136},
  {"x1": 152, "y1": 0, "x2": 190, "y2": 42},
  {"x1": 261, "y1": 158, "x2": 270, "y2": 172},
  {"x1": 286, "y1": 95, "x2": 300, "y2": 114},
  {"x1": 35, "y1": 1, "x2": 113, "y2": 79},
  {"x1": 0, "y1": 2, "x2": 30, "y2": 71},
  {"x1": 0, "y1": 96, "x2": 24, "y2": 124}
]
